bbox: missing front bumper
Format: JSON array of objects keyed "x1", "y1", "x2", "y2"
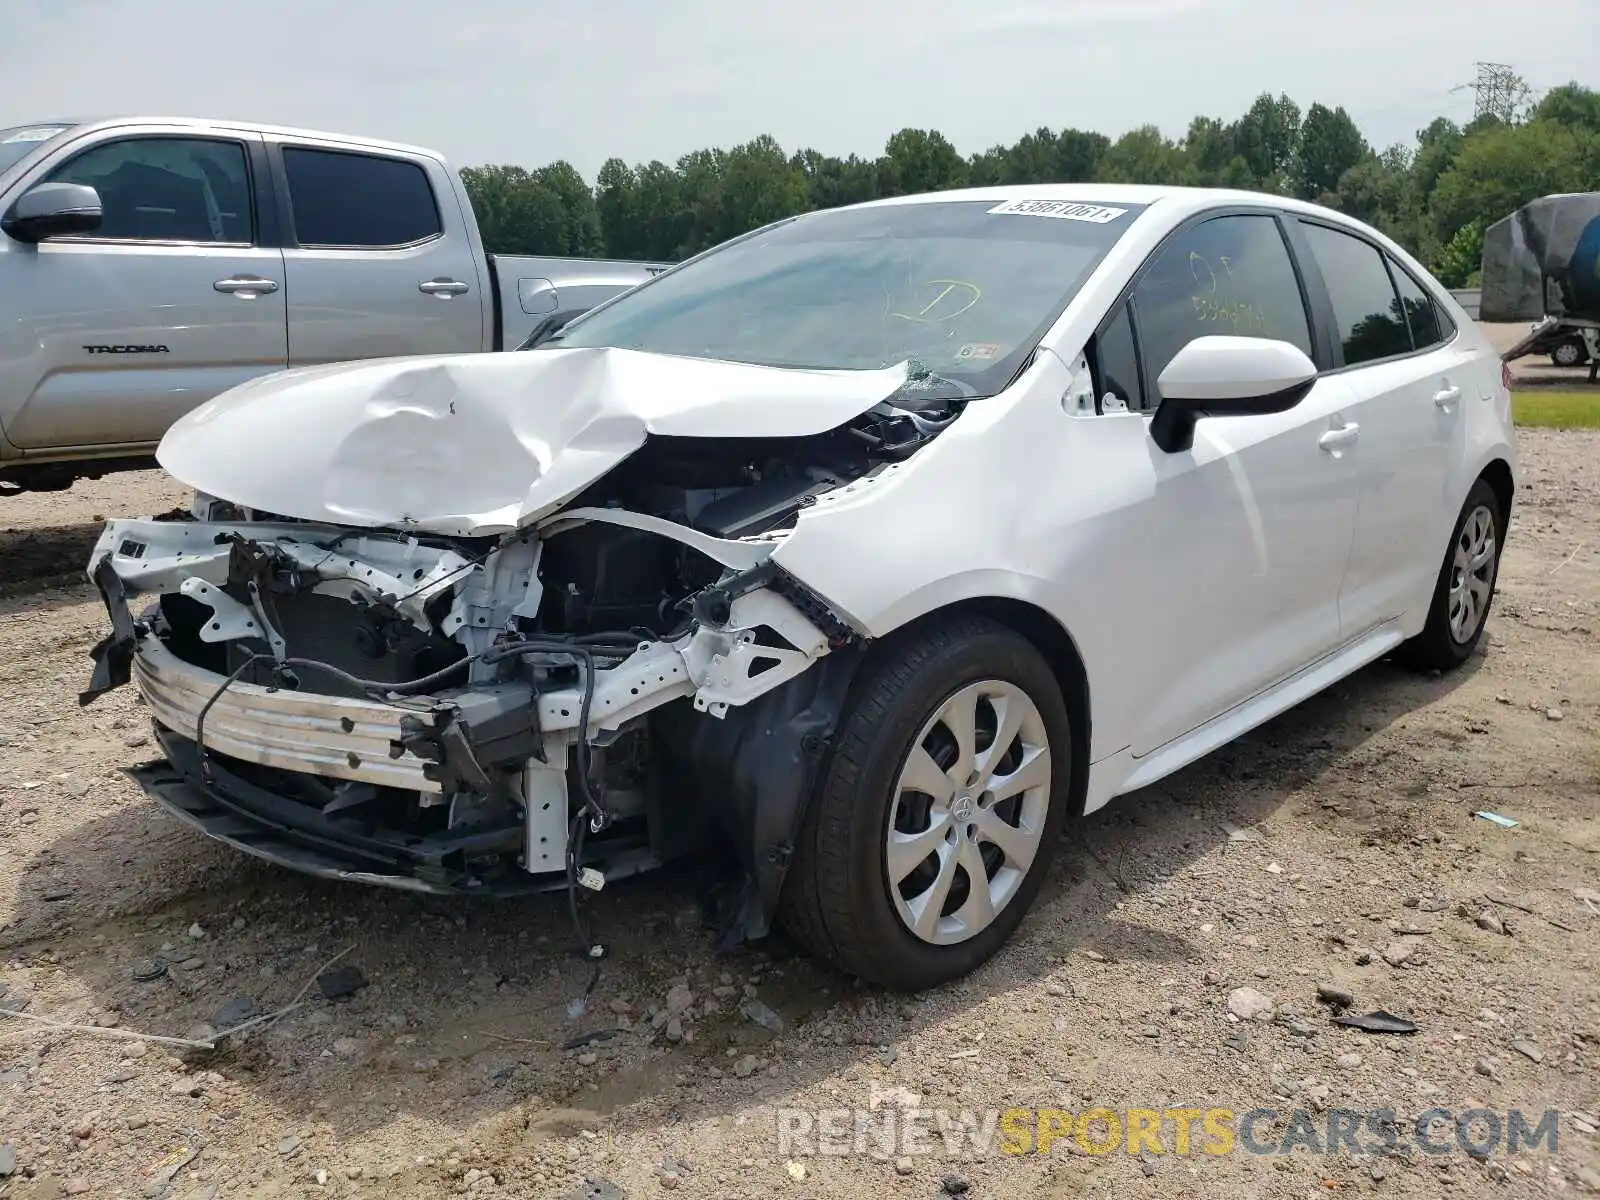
[
  {"x1": 133, "y1": 726, "x2": 665, "y2": 896},
  {"x1": 130, "y1": 730, "x2": 533, "y2": 895},
  {"x1": 82, "y1": 514, "x2": 851, "y2": 929}
]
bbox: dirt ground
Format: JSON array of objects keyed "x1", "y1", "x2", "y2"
[{"x1": 3, "y1": 421, "x2": 1599, "y2": 1198}]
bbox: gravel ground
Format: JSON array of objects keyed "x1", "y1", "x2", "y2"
[{"x1": 2, "y1": 430, "x2": 1598, "y2": 1200}]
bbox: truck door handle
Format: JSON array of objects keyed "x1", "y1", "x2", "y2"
[
  {"x1": 1434, "y1": 385, "x2": 1461, "y2": 410},
  {"x1": 1318, "y1": 422, "x2": 1360, "y2": 452},
  {"x1": 419, "y1": 278, "x2": 469, "y2": 298},
  {"x1": 213, "y1": 276, "x2": 278, "y2": 297}
]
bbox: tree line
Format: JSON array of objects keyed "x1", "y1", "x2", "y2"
[{"x1": 460, "y1": 81, "x2": 1600, "y2": 288}]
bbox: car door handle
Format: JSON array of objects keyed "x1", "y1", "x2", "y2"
[
  {"x1": 1434, "y1": 385, "x2": 1461, "y2": 409},
  {"x1": 213, "y1": 276, "x2": 278, "y2": 296},
  {"x1": 1318, "y1": 423, "x2": 1360, "y2": 451},
  {"x1": 418, "y1": 278, "x2": 469, "y2": 297}
]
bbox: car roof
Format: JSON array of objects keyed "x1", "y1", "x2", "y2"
[
  {"x1": 852, "y1": 182, "x2": 1347, "y2": 223},
  {"x1": 833, "y1": 181, "x2": 1440, "y2": 279}
]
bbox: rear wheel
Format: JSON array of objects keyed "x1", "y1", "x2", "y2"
[
  {"x1": 1397, "y1": 478, "x2": 1505, "y2": 671},
  {"x1": 1551, "y1": 337, "x2": 1587, "y2": 368},
  {"x1": 780, "y1": 616, "x2": 1073, "y2": 990}
]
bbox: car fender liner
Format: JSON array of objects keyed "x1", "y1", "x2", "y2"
[{"x1": 652, "y1": 649, "x2": 863, "y2": 945}]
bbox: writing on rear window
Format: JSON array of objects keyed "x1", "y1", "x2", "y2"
[{"x1": 988, "y1": 199, "x2": 1128, "y2": 224}]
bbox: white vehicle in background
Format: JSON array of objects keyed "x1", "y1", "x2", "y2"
[
  {"x1": 0, "y1": 117, "x2": 662, "y2": 493},
  {"x1": 81, "y1": 184, "x2": 1516, "y2": 991}
]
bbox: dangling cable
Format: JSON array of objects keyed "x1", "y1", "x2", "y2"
[{"x1": 194, "y1": 652, "x2": 271, "y2": 784}]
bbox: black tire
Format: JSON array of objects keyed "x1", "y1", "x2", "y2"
[
  {"x1": 779, "y1": 615, "x2": 1073, "y2": 990},
  {"x1": 1397, "y1": 478, "x2": 1505, "y2": 671},
  {"x1": 1550, "y1": 338, "x2": 1587, "y2": 368}
]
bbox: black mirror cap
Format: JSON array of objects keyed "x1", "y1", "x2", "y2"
[
  {"x1": 1149, "y1": 377, "x2": 1316, "y2": 454},
  {"x1": 2, "y1": 182, "x2": 103, "y2": 244}
]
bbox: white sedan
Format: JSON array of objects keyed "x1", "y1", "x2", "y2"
[{"x1": 82, "y1": 184, "x2": 1516, "y2": 990}]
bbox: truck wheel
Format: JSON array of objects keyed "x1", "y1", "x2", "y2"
[
  {"x1": 781, "y1": 616, "x2": 1072, "y2": 990},
  {"x1": 1396, "y1": 478, "x2": 1505, "y2": 671},
  {"x1": 1551, "y1": 338, "x2": 1587, "y2": 368}
]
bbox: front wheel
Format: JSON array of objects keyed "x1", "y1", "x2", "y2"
[
  {"x1": 780, "y1": 616, "x2": 1073, "y2": 990},
  {"x1": 1397, "y1": 478, "x2": 1505, "y2": 671}
]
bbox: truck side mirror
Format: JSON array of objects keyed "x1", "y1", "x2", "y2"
[{"x1": 2, "y1": 182, "x2": 103, "y2": 243}]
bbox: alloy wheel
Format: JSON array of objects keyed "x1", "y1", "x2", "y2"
[
  {"x1": 1448, "y1": 504, "x2": 1497, "y2": 643},
  {"x1": 885, "y1": 679, "x2": 1052, "y2": 946}
]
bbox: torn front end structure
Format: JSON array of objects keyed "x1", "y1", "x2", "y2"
[{"x1": 80, "y1": 348, "x2": 964, "y2": 940}]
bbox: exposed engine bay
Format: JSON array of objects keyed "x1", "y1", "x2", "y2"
[{"x1": 81, "y1": 388, "x2": 963, "y2": 941}]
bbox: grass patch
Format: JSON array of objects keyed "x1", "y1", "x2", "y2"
[{"x1": 1513, "y1": 390, "x2": 1600, "y2": 429}]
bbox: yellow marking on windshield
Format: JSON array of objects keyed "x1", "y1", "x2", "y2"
[{"x1": 890, "y1": 280, "x2": 982, "y2": 323}]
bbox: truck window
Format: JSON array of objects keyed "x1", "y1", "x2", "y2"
[
  {"x1": 281, "y1": 148, "x2": 442, "y2": 249},
  {"x1": 43, "y1": 136, "x2": 253, "y2": 243}
]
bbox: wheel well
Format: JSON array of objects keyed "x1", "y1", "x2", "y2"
[
  {"x1": 906, "y1": 596, "x2": 1094, "y2": 817},
  {"x1": 1479, "y1": 459, "x2": 1515, "y2": 522}
]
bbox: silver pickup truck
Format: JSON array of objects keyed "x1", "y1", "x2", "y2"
[{"x1": 0, "y1": 117, "x2": 664, "y2": 493}]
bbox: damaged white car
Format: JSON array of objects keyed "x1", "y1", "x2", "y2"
[{"x1": 82, "y1": 186, "x2": 1517, "y2": 990}]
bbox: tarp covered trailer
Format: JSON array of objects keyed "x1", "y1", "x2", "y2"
[{"x1": 1481, "y1": 192, "x2": 1600, "y2": 378}]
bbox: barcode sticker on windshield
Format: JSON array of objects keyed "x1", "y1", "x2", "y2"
[{"x1": 987, "y1": 199, "x2": 1128, "y2": 223}]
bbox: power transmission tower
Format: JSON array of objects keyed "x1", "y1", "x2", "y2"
[{"x1": 1466, "y1": 62, "x2": 1530, "y2": 123}]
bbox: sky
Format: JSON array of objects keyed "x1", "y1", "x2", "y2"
[{"x1": 3, "y1": 0, "x2": 1594, "y2": 180}]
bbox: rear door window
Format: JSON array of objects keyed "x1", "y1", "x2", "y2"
[
  {"x1": 281, "y1": 148, "x2": 441, "y2": 249},
  {"x1": 1299, "y1": 222, "x2": 1411, "y2": 366}
]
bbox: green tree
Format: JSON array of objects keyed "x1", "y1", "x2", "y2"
[
  {"x1": 1232, "y1": 92, "x2": 1301, "y2": 188},
  {"x1": 713, "y1": 135, "x2": 809, "y2": 244},
  {"x1": 534, "y1": 161, "x2": 604, "y2": 255},
  {"x1": 459, "y1": 164, "x2": 568, "y2": 255},
  {"x1": 1056, "y1": 129, "x2": 1110, "y2": 181},
  {"x1": 881, "y1": 128, "x2": 968, "y2": 195},
  {"x1": 792, "y1": 149, "x2": 881, "y2": 210},
  {"x1": 1434, "y1": 219, "x2": 1485, "y2": 288},
  {"x1": 594, "y1": 158, "x2": 641, "y2": 257},
  {"x1": 1532, "y1": 82, "x2": 1600, "y2": 131},
  {"x1": 1182, "y1": 116, "x2": 1241, "y2": 184},
  {"x1": 1410, "y1": 118, "x2": 1464, "y2": 198},
  {"x1": 1429, "y1": 119, "x2": 1598, "y2": 248},
  {"x1": 462, "y1": 86, "x2": 1594, "y2": 273},
  {"x1": 631, "y1": 160, "x2": 691, "y2": 259},
  {"x1": 1298, "y1": 103, "x2": 1370, "y2": 199},
  {"x1": 1095, "y1": 125, "x2": 1189, "y2": 184}
]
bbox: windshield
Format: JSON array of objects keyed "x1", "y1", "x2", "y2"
[
  {"x1": 0, "y1": 123, "x2": 75, "y2": 175},
  {"x1": 551, "y1": 198, "x2": 1145, "y2": 397}
]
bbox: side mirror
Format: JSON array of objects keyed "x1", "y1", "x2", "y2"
[
  {"x1": 1149, "y1": 336, "x2": 1317, "y2": 454},
  {"x1": 1, "y1": 182, "x2": 103, "y2": 243}
]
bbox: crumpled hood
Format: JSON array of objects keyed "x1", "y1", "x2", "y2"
[{"x1": 157, "y1": 347, "x2": 910, "y2": 536}]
